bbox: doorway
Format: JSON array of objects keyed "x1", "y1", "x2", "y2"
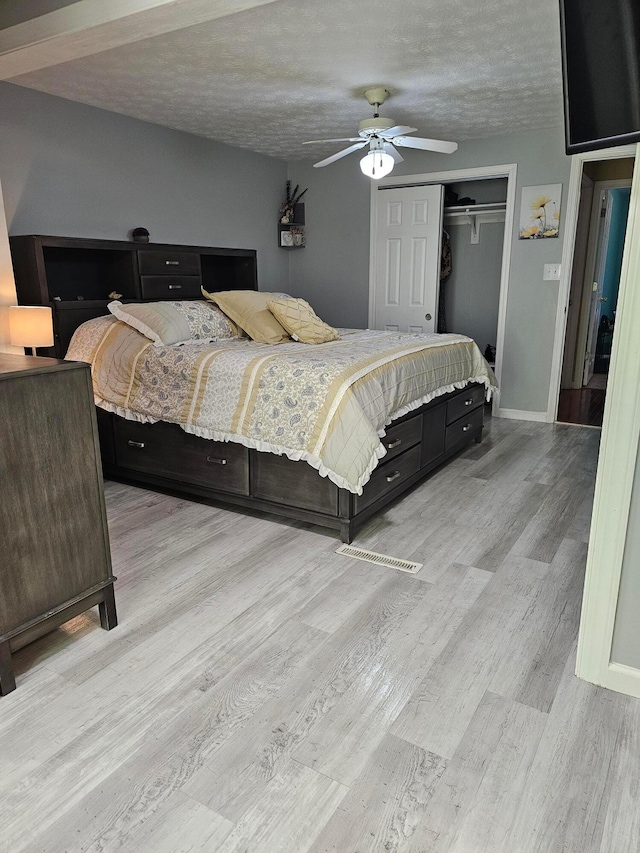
[{"x1": 557, "y1": 159, "x2": 634, "y2": 426}]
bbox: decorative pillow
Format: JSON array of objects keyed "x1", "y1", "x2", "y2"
[
  {"x1": 203, "y1": 289, "x2": 291, "y2": 344},
  {"x1": 267, "y1": 297, "x2": 340, "y2": 344},
  {"x1": 107, "y1": 300, "x2": 239, "y2": 346}
]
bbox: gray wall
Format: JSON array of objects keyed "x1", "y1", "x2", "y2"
[
  {"x1": 288, "y1": 125, "x2": 572, "y2": 413},
  {"x1": 611, "y1": 436, "x2": 640, "y2": 669},
  {"x1": 288, "y1": 152, "x2": 372, "y2": 330},
  {"x1": 0, "y1": 81, "x2": 288, "y2": 294}
]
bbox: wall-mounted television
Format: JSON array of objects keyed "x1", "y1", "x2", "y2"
[{"x1": 559, "y1": 0, "x2": 640, "y2": 154}]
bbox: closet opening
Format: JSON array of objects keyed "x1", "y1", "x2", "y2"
[
  {"x1": 556, "y1": 158, "x2": 634, "y2": 427},
  {"x1": 441, "y1": 179, "x2": 507, "y2": 371}
]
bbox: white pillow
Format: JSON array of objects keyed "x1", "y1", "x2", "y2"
[{"x1": 107, "y1": 300, "x2": 240, "y2": 346}]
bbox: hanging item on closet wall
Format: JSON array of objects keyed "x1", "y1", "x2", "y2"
[{"x1": 438, "y1": 229, "x2": 452, "y2": 333}]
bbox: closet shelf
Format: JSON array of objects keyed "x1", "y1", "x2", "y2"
[
  {"x1": 444, "y1": 202, "x2": 507, "y2": 245},
  {"x1": 444, "y1": 202, "x2": 507, "y2": 215}
]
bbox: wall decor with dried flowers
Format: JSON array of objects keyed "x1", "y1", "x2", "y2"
[
  {"x1": 280, "y1": 181, "x2": 308, "y2": 224},
  {"x1": 519, "y1": 184, "x2": 562, "y2": 239}
]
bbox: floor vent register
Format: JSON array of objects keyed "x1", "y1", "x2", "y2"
[{"x1": 335, "y1": 544, "x2": 423, "y2": 574}]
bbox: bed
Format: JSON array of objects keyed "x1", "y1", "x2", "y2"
[
  {"x1": 10, "y1": 234, "x2": 497, "y2": 542},
  {"x1": 67, "y1": 313, "x2": 496, "y2": 541}
]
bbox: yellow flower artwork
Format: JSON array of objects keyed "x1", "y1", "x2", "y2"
[
  {"x1": 530, "y1": 195, "x2": 552, "y2": 210},
  {"x1": 520, "y1": 184, "x2": 562, "y2": 239}
]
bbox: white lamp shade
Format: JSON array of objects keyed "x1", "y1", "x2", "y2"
[
  {"x1": 360, "y1": 149, "x2": 395, "y2": 180},
  {"x1": 8, "y1": 305, "x2": 54, "y2": 348}
]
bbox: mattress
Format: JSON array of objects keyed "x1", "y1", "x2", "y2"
[{"x1": 66, "y1": 315, "x2": 497, "y2": 494}]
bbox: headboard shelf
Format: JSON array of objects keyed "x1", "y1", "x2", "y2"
[
  {"x1": 10, "y1": 235, "x2": 258, "y2": 358},
  {"x1": 43, "y1": 245, "x2": 138, "y2": 302}
]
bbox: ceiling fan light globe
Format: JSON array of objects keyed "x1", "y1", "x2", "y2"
[{"x1": 360, "y1": 149, "x2": 394, "y2": 180}]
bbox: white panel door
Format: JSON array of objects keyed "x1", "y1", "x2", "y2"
[{"x1": 373, "y1": 184, "x2": 444, "y2": 333}]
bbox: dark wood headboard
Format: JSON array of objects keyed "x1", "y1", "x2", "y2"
[{"x1": 10, "y1": 235, "x2": 258, "y2": 358}]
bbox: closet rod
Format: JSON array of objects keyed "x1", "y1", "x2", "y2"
[{"x1": 443, "y1": 201, "x2": 507, "y2": 217}]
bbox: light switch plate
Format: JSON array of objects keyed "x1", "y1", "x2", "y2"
[{"x1": 543, "y1": 263, "x2": 561, "y2": 280}]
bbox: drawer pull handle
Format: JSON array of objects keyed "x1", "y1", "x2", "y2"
[
  {"x1": 386, "y1": 471, "x2": 401, "y2": 483},
  {"x1": 127, "y1": 440, "x2": 145, "y2": 449},
  {"x1": 464, "y1": 398, "x2": 474, "y2": 406},
  {"x1": 165, "y1": 260, "x2": 180, "y2": 265},
  {"x1": 462, "y1": 424, "x2": 473, "y2": 432},
  {"x1": 207, "y1": 456, "x2": 227, "y2": 465},
  {"x1": 168, "y1": 284, "x2": 183, "y2": 290},
  {"x1": 387, "y1": 438, "x2": 402, "y2": 449}
]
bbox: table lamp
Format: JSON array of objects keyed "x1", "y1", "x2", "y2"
[{"x1": 8, "y1": 305, "x2": 54, "y2": 355}]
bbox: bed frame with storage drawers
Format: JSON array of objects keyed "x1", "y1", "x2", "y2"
[{"x1": 10, "y1": 234, "x2": 485, "y2": 542}]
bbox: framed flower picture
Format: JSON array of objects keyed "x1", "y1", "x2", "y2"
[{"x1": 519, "y1": 184, "x2": 562, "y2": 239}]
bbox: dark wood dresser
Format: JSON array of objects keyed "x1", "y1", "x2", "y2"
[{"x1": 0, "y1": 354, "x2": 116, "y2": 695}]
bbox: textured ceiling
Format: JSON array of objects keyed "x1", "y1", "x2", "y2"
[{"x1": 7, "y1": 0, "x2": 565, "y2": 161}]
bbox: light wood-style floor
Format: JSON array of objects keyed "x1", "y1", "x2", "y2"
[{"x1": 5, "y1": 415, "x2": 639, "y2": 852}]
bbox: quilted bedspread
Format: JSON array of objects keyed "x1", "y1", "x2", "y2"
[{"x1": 66, "y1": 316, "x2": 497, "y2": 494}]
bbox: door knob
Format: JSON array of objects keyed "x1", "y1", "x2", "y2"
[{"x1": 425, "y1": 313, "x2": 432, "y2": 321}]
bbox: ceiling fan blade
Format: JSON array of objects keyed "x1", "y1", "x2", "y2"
[
  {"x1": 383, "y1": 142, "x2": 404, "y2": 163},
  {"x1": 380, "y1": 125, "x2": 417, "y2": 138},
  {"x1": 313, "y1": 141, "x2": 367, "y2": 168},
  {"x1": 303, "y1": 137, "x2": 362, "y2": 145},
  {"x1": 393, "y1": 135, "x2": 458, "y2": 154}
]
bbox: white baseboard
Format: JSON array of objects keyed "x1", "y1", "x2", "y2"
[
  {"x1": 598, "y1": 662, "x2": 640, "y2": 699},
  {"x1": 495, "y1": 407, "x2": 551, "y2": 423}
]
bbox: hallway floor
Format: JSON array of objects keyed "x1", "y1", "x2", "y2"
[{"x1": 557, "y1": 376, "x2": 607, "y2": 427}]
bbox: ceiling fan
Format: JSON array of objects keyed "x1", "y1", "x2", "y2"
[{"x1": 303, "y1": 86, "x2": 458, "y2": 179}]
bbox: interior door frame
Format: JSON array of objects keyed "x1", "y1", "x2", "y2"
[
  {"x1": 562, "y1": 172, "x2": 594, "y2": 389},
  {"x1": 369, "y1": 163, "x2": 517, "y2": 416},
  {"x1": 577, "y1": 180, "x2": 632, "y2": 387},
  {"x1": 546, "y1": 145, "x2": 636, "y2": 420},
  {"x1": 569, "y1": 177, "x2": 603, "y2": 388},
  {"x1": 575, "y1": 142, "x2": 640, "y2": 697}
]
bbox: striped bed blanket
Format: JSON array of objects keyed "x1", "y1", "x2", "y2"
[{"x1": 66, "y1": 315, "x2": 497, "y2": 494}]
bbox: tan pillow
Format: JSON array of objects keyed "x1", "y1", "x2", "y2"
[
  {"x1": 267, "y1": 298, "x2": 340, "y2": 344},
  {"x1": 204, "y1": 289, "x2": 290, "y2": 344}
]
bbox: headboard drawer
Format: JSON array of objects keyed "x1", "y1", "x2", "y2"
[
  {"x1": 140, "y1": 275, "x2": 202, "y2": 300},
  {"x1": 138, "y1": 250, "x2": 201, "y2": 276}
]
